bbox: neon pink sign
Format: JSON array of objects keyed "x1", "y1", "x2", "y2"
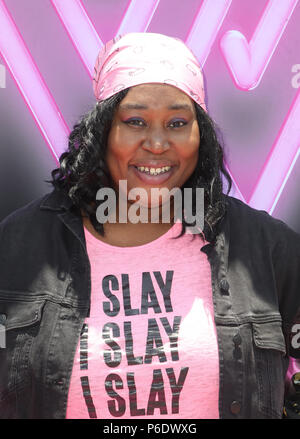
[
  {"x1": 0, "y1": 1, "x2": 69, "y2": 161},
  {"x1": 0, "y1": 0, "x2": 299, "y2": 215},
  {"x1": 220, "y1": 0, "x2": 298, "y2": 91},
  {"x1": 249, "y1": 87, "x2": 300, "y2": 213}
]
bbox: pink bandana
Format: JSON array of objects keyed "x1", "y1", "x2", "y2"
[{"x1": 93, "y1": 32, "x2": 206, "y2": 111}]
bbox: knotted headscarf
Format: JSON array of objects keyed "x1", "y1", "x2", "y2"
[{"x1": 93, "y1": 32, "x2": 206, "y2": 111}]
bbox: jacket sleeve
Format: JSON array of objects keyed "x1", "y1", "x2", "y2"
[
  {"x1": 271, "y1": 218, "x2": 300, "y2": 359},
  {"x1": 270, "y1": 219, "x2": 300, "y2": 417}
]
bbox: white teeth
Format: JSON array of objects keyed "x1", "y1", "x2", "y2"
[{"x1": 136, "y1": 166, "x2": 171, "y2": 175}]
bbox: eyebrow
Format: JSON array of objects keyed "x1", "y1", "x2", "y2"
[{"x1": 119, "y1": 103, "x2": 193, "y2": 111}]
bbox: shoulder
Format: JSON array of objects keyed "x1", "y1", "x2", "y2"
[
  {"x1": 225, "y1": 195, "x2": 300, "y2": 236},
  {"x1": 224, "y1": 194, "x2": 300, "y2": 244},
  {"x1": 224, "y1": 195, "x2": 300, "y2": 325},
  {"x1": 0, "y1": 193, "x2": 51, "y2": 239},
  {"x1": 225, "y1": 194, "x2": 279, "y2": 225},
  {"x1": 0, "y1": 189, "x2": 72, "y2": 238},
  {"x1": 0, "y1": 194, "x2": 48, "y2": 227}
]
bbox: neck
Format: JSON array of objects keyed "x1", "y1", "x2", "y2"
[{"x1": 81, "y1": 203, "x2": 175, "y2": 247}]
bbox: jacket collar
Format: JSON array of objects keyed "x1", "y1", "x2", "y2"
[
  {"x1": 39, "y1": 188, "x2": 230, "y2": 272},
  {"x1": 40, "y1": 189, "x2": 87, "y2": 250},
  {"x1": 39, "y1": 189, "x2": 74, "y2": 212},
  {"x1": 201, "y1": 194, "x2": 230, "y2": 275}
]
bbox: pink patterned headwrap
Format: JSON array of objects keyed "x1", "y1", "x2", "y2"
[{"x1": 93, "y1": 32, "x2": 206, "y2": 111}]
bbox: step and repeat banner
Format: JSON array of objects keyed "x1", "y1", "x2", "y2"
[{"x1": 0, "y1": 0, "x2": 299, "y2": 232}]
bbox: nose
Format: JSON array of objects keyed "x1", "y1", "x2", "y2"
[{"x1": 142, "y1": 126, "x2": 170, "y2": 153}]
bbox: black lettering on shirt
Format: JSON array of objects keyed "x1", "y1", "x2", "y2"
[
  {"x1": 141, "y1": 272, "x2": 162, "y2": 314},
  {"x1": 153, "y1": 270, "x2": 174, "y2": 312},
  {"x1": 160, "y1": 316, "x2": 181, "y2": 361},
  {"x1": 102, "y1": 322, "x2": 122, "y2": 367},
  {"x1": 124, "y1": 321, "x2": 143, "y2": 366},
  {"x1": 105, "y1": 373, "x2": 126, "y2": 417},
  {"x1": 147, "y1": 369, "x2": 167, "y2": 415},
  {"x1": 80, "y1": 376, "x2": 97, "y2": 418},
  {"x1": 166, "y1": 367, "x2": 189, "y2": 414},
  {"x1": 144, "y1": 318, "x2": 167, "y2": 364},
  {"x1": 102, "y1": 275, "x2": 120, "y2": 317},
  {"x1": 121, "y1": 274, "x2": 140, "y2": 316},
  {"x1": 127, "y1": 372, "x2": 146, "y2": 416},
  {"x1": 80, "y1": 323, "x2": 88, "y2": 370}
]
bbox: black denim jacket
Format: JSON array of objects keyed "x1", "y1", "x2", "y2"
[{"x1": 0, "y1": 189, "x2": 299, "y2": 419}]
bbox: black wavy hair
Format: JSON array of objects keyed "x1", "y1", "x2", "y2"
[{"x1": 48, "y1": 88, "x2": 232, "y2": 242}]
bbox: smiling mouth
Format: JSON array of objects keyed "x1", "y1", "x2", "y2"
[
  {"x1": 130, "y1": 164, "x2": 175, "y2": 184},
  {"x1": 134, "y1": 166, "x2": 172, "y2": 176}
]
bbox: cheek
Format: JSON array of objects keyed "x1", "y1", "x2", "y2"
[
  {"x1": 106, "y1": 129, "x2": 134, "y2": 172},
  {"x1": 179, "y1": 148, "x2": 199, "y2": 179},
  {"x1": 174, "y1": 129, "x2": 200, "y2": 184},
  {"x1": 178, "y1": 128, "x2": 200, "y2": 164}
]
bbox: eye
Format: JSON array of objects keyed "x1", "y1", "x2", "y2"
[
  {"x1": 123, "y1": 118, "x2": 145, "y2": 127},
  {"x1": 168, "y1": 119, "x2": 187, "y2": 128}
]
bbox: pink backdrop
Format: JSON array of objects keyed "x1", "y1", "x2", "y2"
[{"x1": 0, "y1": 0, "x2": 299, "y2": 233}]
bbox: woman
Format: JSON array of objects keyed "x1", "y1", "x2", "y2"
[{"x1": 0, "y1": 32, "x2": 299, "y2": 419}]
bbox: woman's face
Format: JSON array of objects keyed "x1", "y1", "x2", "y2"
[{"x1": 106, "y1": 83, "x2": 200, "y2": 207}]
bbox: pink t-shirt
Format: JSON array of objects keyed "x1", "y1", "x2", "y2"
[{"x1": 66, "y1": 222, "x2": 219, "y2": 419}]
